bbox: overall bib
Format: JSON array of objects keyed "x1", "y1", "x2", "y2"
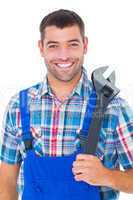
[{"x1": 20, "y1": 89, "x2": 101, "y2": 200}]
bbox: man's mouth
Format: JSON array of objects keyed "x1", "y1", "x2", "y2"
[{"x1": 55, "y1": 62, "x2": 74, "y2": 68}]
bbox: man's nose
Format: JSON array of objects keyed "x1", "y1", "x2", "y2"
[{"x1": 56, "y1": 47, "x2": 70, "y2": 60}]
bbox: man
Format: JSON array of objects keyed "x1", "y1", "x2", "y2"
[{"x1": 0, "y1": 9, "x2": 133, "y2": 200}]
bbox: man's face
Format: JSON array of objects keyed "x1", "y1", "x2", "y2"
[{"x1": 38, "y1": 25, "x2": 88, "y2": 82}]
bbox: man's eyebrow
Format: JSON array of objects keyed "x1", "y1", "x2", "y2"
[
  {"x1": 46, "y1": 39, "x2": 81, "y2": 45},
  {"x1": 46, "y1": 41, "x2": 59, "y2": 45},
  {"x1": 68, "y1": 39, "x2": 80, "y2": 43}
]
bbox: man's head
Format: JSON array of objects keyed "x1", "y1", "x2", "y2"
[
  {"x1": 38, "y1": 9, "x2": 88, "y2": 84},
  {"x1": 39, "y1": 9, "x2": 85, "y2": 41}
]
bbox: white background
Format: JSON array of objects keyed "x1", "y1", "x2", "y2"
[{"x1": 0, "y1": 0, "x2": 133, "y2": 199}]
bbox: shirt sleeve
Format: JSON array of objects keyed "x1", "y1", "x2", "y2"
[
  {"x1": 115, "y1": 98, "x2": 133, "y2": 170},
  {"x1": 0, "y1": 94, "x2": 22, "y2": 164}
]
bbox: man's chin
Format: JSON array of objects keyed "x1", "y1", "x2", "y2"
[
  {"x1": 55, "y1": 76, "x2": 74, "y2": 82},
  {"x1": 54, "y1": 71, "x2": 82, "y2": 83}
]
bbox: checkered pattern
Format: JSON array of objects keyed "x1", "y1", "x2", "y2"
[{"x1": 1, "y1": 68, "x2": 133, "y2": 200}]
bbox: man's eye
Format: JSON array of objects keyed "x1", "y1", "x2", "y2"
[
  {"x1": 70, "y1": 43, "x2": 79, "y2": 47},
  {"x1": 48, "y1": 45, "x2": 58, "y2": 48}
]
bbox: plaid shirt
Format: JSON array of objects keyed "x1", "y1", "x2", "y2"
[{"x1": 1, "y1": 68, "x2": 133, "y2": 200}]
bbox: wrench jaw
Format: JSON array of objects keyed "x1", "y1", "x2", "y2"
[
  {"x1": 91, "y1": 66, "x2": 120, "y2": 103},
  {"x1": 107, "y1": 71, "x2": 116, "y2": 83},
  {"x1": 91, "y1": 66, "x2": 109, "y2": 92}
]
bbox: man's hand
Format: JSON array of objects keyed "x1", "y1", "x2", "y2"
[{"x1": 72, "y1": 154, "x2": 112, "y2": 186}]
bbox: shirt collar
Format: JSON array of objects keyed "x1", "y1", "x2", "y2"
[
  {"x1": 73, "y1": 67, "x2": 92, "y2": 97},
  {"x1": 38, "y1": 67, "x2": 93, "y2": 99}
]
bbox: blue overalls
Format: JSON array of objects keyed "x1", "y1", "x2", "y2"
[{"x1": 20, "y1": 89, "x2": 101, "y2": 200}]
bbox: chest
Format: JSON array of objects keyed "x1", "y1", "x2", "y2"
[{"x1": 18, "y1": 96, "x2": 118, "y2": 158}]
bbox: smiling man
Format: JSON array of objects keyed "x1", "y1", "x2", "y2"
[
  {"x1": 38, "y1": 21, "x2": 88, "y2": 101},
  {"x1": 0, "y1": 9, "x2": 133, "y2": 200}
]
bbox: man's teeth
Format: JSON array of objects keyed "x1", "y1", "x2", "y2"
[{"x1": 56, "y1": 63, "x2": 72, "y2": 68}]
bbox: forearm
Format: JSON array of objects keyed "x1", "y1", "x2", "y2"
[
  {"x1": 105, "y1": 168, "x2": 133, "y2": 193},
  {"x1": 0, "y1": 162, "x2": 20, "y2": 200},
  {"x1": 0, "y1": 182, "x2": 18, "y2": 200},
  {"x1": 0, "y1": 192, "x2": 18, "y2": 200}
]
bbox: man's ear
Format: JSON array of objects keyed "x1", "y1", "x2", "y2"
[
  {"x1": 83, "y1": 36, "x2": 88, "y2": 54},
  {"x1": 38, "y1": 40, "x2": 44, "y2": 57}
]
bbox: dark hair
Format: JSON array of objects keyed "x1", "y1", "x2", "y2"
[{"x1": 39, "y1": 9, "x2": 85, "y2": 41}]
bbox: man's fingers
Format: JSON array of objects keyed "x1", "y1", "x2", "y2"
[
  {"x1": 73, "y1": 159, "x2": 94, "y2": 168},
  {"x1": 72, "y1": 166, "x2": 89, "y2": 175},
  {"x1": 76, "y1": 154, "x2": 94, "y2": 160},
  {"x1": 73, "y1": 160, "x2": 88, "y2": 167},
  {"x1": 74, "y1": 173, "x2": 98, "y2": 186}
]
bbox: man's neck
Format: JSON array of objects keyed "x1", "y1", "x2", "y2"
[{"x1": 47, "y1": 72, "x2": 82, "y2": 101}]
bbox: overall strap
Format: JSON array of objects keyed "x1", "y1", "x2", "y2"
[{"x1": 19, "y1": 89, "x2": 33, "y2": 150}]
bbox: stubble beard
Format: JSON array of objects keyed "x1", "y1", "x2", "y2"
[{"x1": 45, "y1": 60, "x2": 83, "y2": 83}]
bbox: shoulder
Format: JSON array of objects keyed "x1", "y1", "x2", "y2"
[
  {"x1": 7, "y1": 82, "x2": 42, "y2": 110},
  {"x1": 3, "y1": 82, "x2": 42, "y2": 131},
  {"x1": 104, "y1": 95, "x2": 133, "y2": 137},
  {"x1": 106, "y1": 96, "x2": 133, "y2": 117}
]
